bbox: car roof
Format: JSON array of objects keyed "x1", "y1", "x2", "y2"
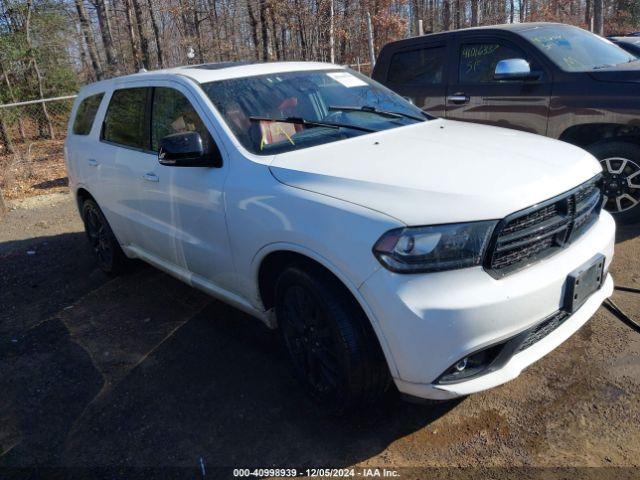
[
  {"x1": 381, "y1": 22, "x2": 577, "y2": 48},
  {"x1": 79, "y1": 61, "x2": 342, "y2": 95},
  {"x1": 611, "y1": 36, "x2": 640, "y2": 45}
]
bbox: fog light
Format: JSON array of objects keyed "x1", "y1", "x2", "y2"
[
  {"x1": 455, "y1": 358, "x2": 468, "y2": 372},
  {"x1": 436, "y1": 342, "x2": 506, "y2": 384}
]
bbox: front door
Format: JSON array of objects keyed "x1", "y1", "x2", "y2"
[
  {"x1": 146, "y1": 83, "x2": 233, "y2": 285},
  {"x1": 446, "y1": 35, "x2": 552, "y2": 135}
]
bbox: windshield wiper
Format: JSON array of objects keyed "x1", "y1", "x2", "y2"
[
  {"x1": 328, "y1": 105, "x2": 426, "y2": 122},
  {"x1": 249, "y1": 116, "x2": 377, "y2": 133}
]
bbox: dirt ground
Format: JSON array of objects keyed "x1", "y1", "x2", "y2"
[{"x1": 1, "y1": 190, "x2": 639, "y2": 478}]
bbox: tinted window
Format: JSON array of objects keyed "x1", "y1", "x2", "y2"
[
  {"x1": 151, "y1": 87, "x2": 213, "y2": 152},
  {"x1": 520, "y1": 25, "x2": 636, "y2": 71},
  {"x1": 73, "y1": 93, "x2": 104, "y2": 135},
  {"x1": 387, "y1": 46, "x2": 445, "y2": 85},
  {"x1": 103, "y1": 88, "x2": 149, "y2": 149},
  {"x1": 459, "y1": 42, "x2": 527, "y2": 83}
]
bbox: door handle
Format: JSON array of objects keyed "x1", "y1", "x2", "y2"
[
  {"x1": 87, "y1": 158, "x2": 99, "y2": 167},
  {"x1": 447, "y1": 93, "x2": 470, "y2": 104},
  {"x1": 143, "y1": 172, "x2": 159, "y2": 183}
]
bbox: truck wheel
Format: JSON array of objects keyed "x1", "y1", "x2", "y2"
[
  {"x1": 81, "y1": 199, "x2": 130, "y2": 275},
  {"x1": 275, "y1": 264, "x2": 391, "y2": 414},
  {"x1": 588, "y1": 141, "x2": 640, "y2": 225}
]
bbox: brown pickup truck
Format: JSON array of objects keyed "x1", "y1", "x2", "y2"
[{"x1": 373, "y1": 22, "x2": 640, "y2": 224}]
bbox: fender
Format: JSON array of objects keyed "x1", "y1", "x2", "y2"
[{"x1": 250, "y1": 241, "x2": 400, "y2": 378}]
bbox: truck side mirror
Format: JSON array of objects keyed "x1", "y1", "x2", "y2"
[{"x1": 494, "y1": 58, "x2": 541, "y2": 81}]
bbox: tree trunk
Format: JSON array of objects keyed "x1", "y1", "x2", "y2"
[
  {"x1": 247, "y1": 0, "x2": 261, "y2": 60},
  {"x1": 147, "y1": 0, "x2": 165, "y2": 67},
  {"x1": 125, "y1": 0, "x2": 144, "y2": 70},
  {"x1": 75, "y1": 0, "x2": 104, "y2": 80},
  {"x1": 593, "y1": 0, "x2": 603, "y2": 34},
  {"x1": 510, "y1": 0, "x2": 515, "y2": 22},
  {"x1": 455, "y1": 0, "x2": 461, "y2": 28},
  {"x1": 430, "y1": 0, "x2": 435, "y2": 32},
  {"x1": 0, "y1": 186, "x2": 7, "y2": 220},
  {"x1": 93, "y1": 0, "x2": 120, "y2": 75},
  {"x1": 0, "y1": 63, "x2": 26, "y2": 143},
  {"x1": 270, "y1": 5, "x2": 282, "y2": 60},
  {"x1": 0, "y1": 115, "x2": 14, "y2": 155},
  {"x1": 259, "y1": 0, "x2": 269, "y2": 61},
  {"x1": 471, "y1": 0, "x2": 479, "y2": 26},
  {"x1": 192, "y1": 7, "x2": 205, "y2": 63},
  {"x1": 207, "y1": 0, "x2": 223, "y2": 61},
  {"x1": 131, "y1": 0, "x2": 151, "y2": 68},
  {"x1": 442, "y1": 0, "x2": 451, "y2": 30},
  {"x1": 25, "y1": 1, "x2": 55, "y2": 140}
]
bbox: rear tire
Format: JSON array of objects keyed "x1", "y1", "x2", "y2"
[
  {"x1": 587, "y1": 141, "x2": 640, "y2": 225},
  {"x1": 81, "y1": 199, "x2": 130, "y2": 275},
  {"x1": 275, "y1": 264, "x2": 391, "y2": 414}
]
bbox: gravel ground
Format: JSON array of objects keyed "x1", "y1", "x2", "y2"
[{"x1": 0, "y1": 191, "x2": 639, "y2": 478}]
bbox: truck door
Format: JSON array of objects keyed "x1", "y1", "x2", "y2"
[{"x1": 445, "y1": 34, "x2": 552, "y2": 135}]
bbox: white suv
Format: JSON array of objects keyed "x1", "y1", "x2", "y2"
[{"x1": 65, "y1": 61, "x2": 615, "y2": 412}]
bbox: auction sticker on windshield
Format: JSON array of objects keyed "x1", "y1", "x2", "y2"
[{"x1": 327, "y1": 71, "x2": 368, "y2": 87}]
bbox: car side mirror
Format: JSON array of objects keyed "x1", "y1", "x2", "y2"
[
  {"x1": 158, "y1": 131, "x2": 221, "y2": 167},
  {"x1": 494, "y1": 58, "x2": 541, "y2": 81}
]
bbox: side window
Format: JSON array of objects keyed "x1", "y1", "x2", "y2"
[
  {"x1": 151, "y1": 87, "x2": 213, "y2": 152},
  {"x1": 102, "y1": 88, "x2": 149, "y2": 149},
  {"x1": 459, "y1": 42, "x2": 529, "y2": 83},
  {"x1": 387, "y1": 46, "x2": 445, "y2": 85},
  {"x1": 73, "y1": 93, "x2": 104, "y2": 135}
]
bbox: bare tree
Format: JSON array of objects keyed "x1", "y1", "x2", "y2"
[
  {"x1": 593, "y1": 0, "x2": 603, "y2": 34},
  {"x1": 75, "y1": 0, "x2": 104, "y2": 79},
  {"x1": 25, "y1": 0, "x2": 55, "y2": 139},
  {"x1": 91, "y1": 0, "x2": 120, "y2": 75}
]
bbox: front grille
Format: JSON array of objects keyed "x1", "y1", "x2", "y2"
[
  {"x1": 515, "y1": 310, "x2": 570, "y2": 353},
  {"x1": 485, "y1": 175, "x2": 603, "y2": 277}
]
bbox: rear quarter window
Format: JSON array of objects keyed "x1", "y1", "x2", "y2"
[
  {"x1": 102, "y1": 88, "x2": 150, "y2": 149},
  {"x1": 72, "y1": 93, "x2": 104, "y2": 135},
  {"x1": 387, "y1": 46, "x2": 445, "y2": 85}
]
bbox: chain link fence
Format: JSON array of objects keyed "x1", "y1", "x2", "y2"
[{"x1": 0, "y1": 95, "x2": 76, "y2": 201}]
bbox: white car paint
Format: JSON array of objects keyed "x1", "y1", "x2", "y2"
[{"x1": 64, "y1": 61, "x2": 615, "y2": 400}]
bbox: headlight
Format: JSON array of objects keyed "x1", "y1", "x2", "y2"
[{"x1": 372, "y1": 221, "x2": 497, "y2": 273}]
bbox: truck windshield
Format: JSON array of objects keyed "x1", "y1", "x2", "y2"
[
  {"x1": 520, "y1": 25, "x2": 637, "y2": 72},
  {"x1": 201, "y1": 69, "x2": 428, "y2": 155}
]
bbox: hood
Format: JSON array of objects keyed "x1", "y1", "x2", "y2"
[
  {"x1": 588, "y1": 62, "x2": 640, "y2": 83},
  {"x1": 268, "y1": 119, "x2": 602, "y2": 225}
]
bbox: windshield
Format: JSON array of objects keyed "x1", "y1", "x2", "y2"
[
  {"x1": 201, "y1": 69, "x2": 428, "y2": 155},
  {"x1": 520, "y1": 25, "x2": 637, "y2": 72}
]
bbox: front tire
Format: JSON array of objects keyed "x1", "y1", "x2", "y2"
[
  {"x1": 275, "y1": 264, "x2": 391, "y2": 414},
  {"x1": 81, "y1": 199, "x2": 130, "y2": 275},
  {"x1": 587, "y1": 141, "x2": 640, "y2": 225}
]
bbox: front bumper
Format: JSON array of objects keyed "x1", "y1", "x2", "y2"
[{"x1": 359, "y1": 212, "x2": 616, "y2": 400}]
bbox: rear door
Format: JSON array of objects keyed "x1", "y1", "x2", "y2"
[
  {"x1": 446, "y1": 33, "x2": 552, "y2": 135},
  {"x1": 378, "y1": 40, "x2": 449, "y2": 117},
  {"x1": 98, "y1": 86, "x2": 156, "y2": 250}
]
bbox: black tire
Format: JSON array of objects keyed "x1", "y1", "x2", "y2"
[
  {"x1": 81, "y1": 199, "x2": 130, "y2": 275},
  {"x1": 587, "y1": 141, "x2": 640, "y2": 225},
  {"x1": 275, "y1": 264, "x2": 391, "y2": 414}
]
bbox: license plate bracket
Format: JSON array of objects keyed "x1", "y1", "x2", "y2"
[{"x1": 564, "y1": 254, "x2": 605, "y2": 313}]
